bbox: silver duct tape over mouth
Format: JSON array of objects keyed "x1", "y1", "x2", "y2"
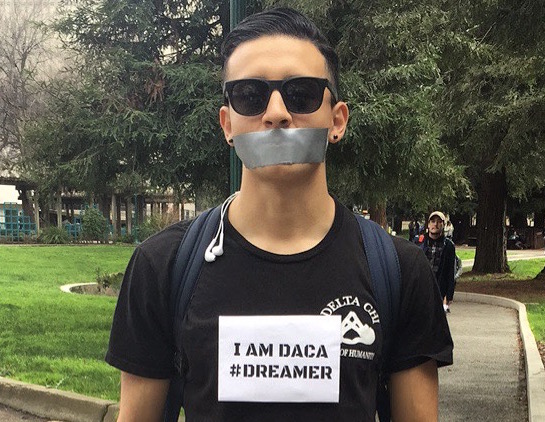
[{"x1": 232, "y1": 128, "x2": 329, "y2": 169}]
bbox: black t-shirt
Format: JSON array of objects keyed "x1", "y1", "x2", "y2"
[{"x1": 106, "y1": 200, "x2": 453, "y2": 422}]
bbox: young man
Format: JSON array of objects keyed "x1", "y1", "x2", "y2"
[
  {"x1": 106, "y1": 8, "x2": 452, "y2": 421},
  {"x1": 421, "y1": 211, "x2": 456, "y2": 313}
]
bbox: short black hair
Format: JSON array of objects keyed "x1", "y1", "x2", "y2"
[{"x1": 221, "y1": 7, "x2": 340, "y2": 95}]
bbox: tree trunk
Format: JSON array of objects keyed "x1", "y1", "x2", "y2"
[
  {"x1": 450, "y1": 212, "x2": 471, "y2": 245},
  {"x1": 173, "y1": 202, "x2": 180, "y2": 220},
  {"x1": 116, "y1": 196, "x2": 122, "y2": 237},
  {"x1": 98, "y1": 194, "x2": 111, "y2": 224},
  {"x1": 111, "y1": 194, "x2": 118, "y2": 238},
  {"x1": 473, "y1": 170, "x2": 509, "y2": 273},
  {"x1": 39, "y1": 197, "x2": 50, "y2": 227},
  {"x1": 18, "y1": 189, "x2": 34, "y2": 220},
  {"x1": 138, "y1": 195, "x2": 146, "y2": 223},
  {"x1": 535, "y1": 209, "x2": 545, "y2": 229},
  {"x1": 33, "y1": 193, "x2": 40, "y2": 233},
  {"x1": 369, "y1": 200, "x2": 388, "y2": 229},
  {"x1": 126, "y1": 199, "x2": 132, "y2": 235},
  {"x1": 393, "y1": 215, "x2": 403, "y2": 233},
  {"x1": 56, "y1": 193, "x2": 63, "y2": 228}
]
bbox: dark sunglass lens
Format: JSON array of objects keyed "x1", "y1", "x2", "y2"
[
  {"x1": 230, "y1": 80, "x2": 269, "y2": 115},
  {"x1": 283, "y1": 78, "x2": 323, "y2": 113}
]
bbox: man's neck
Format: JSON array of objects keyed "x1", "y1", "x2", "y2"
[{"x1": 227, "y1": 165, "x2": 335, "y2": 254}]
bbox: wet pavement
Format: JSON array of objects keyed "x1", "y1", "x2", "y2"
[{"x1": 439, "y1": 301, "x2": 527, "y2": 421}]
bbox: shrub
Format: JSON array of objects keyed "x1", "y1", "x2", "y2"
[
  {"x1": 81, "y1": 208, "x2": 109, "y2": 242},
  {"x1": 95, "y1": 269, "x2": 124, "y2": 290},
  {"x1": 117, "y1": 233, "x2": 136, "y2": 244},
  {"x1": 137, "y1": 212, "x2": 179, "y2": 241},
  {"x1": 38, "y1": 226, "x2": 71, "y2": 244}
]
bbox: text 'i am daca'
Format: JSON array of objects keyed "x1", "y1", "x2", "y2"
[{"x1": 234, "y1": 343, "x2": 329, "y2": 358}]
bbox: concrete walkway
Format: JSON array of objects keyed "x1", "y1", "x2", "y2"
[
  {"x1": 439, "y1": 301, "x2": 526, "y2": 421},
  {"x1": 0, "y1": 404, "x2": 49, "y2": 421},
  {"x1": 1, "y1": 293, "x2": 544, "y2": 421}
]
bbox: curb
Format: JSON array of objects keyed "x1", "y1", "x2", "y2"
[
  {"x1": 60, "y1": 282, "x2": 97, "y2": 294},
  {"x1": 456, "y1": 292, "x2": 545, "y2": 422},
  {"x1": 0, "y1": 293, "x2": 542, "y2": 421},
  {"x1": 0, "y1": 376, "x2": 118, "y2": 422}
]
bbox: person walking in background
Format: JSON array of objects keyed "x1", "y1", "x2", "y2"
[
  {"x1": 408, "y1": 220, "x2": 415, "y2": 242},
  {"x1": 421, "y1": 211, "x2": 456, "y2": 313},
  {"x1": 415, "y1": 220, "x2": 421, "y2": 242},
  {"x1": 444, "y1": 220, "x2": 454, "y2": 240}
]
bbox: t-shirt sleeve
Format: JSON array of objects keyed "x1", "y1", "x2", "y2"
[
  {"x1": 386, "y1": 237, "x2": 454, "y2": 373},
  {"x1": 105, "y1": 225, "x2": 186, "y2": 379}
]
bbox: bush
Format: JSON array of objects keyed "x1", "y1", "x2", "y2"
[
  {"x1": 81, "y1": 207, "x2": 109, "y2": 242},
  {"x1": 116, "y1": 233, "x2": 135, "y2": 244},
  {"x1": 38, "y1": 226, "x2": 71, "y2": 244},
  {"x1": 95, "y1": 269, "x2": 124, "y2": 290},
  {"x1": 137, "y1": 212, "x2": 179, "y2": 241}
]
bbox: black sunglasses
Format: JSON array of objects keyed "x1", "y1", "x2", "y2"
[{"x1": 223, "y1": 77, "x2": 338, "y2": 116}]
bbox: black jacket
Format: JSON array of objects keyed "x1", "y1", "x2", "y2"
[{"x1": 420, "y1": 234, "x2": 456, "y2": 301}]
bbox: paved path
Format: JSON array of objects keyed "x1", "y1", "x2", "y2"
[
  {"x1": 0, "y1": 404, "x2": 49, "y2": 421},
  {"x1": 439, "y1": 301, "x2": 527, "y2": 421}
]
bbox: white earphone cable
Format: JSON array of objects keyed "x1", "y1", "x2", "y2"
[{"x1": 204, "y1": 191, "x2": 239, "y2": 262}]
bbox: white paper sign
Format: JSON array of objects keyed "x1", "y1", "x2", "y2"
[{"x1": 218, "y1": 315, "x2": 341, "y2": 403}]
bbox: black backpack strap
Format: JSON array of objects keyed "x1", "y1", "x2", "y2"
[
  {"x1": 354, "y1": 215, "x2": 402, "y2": 422},
  {"x1": 163, "y1": 206, "x2": 222, "y2": 422}
]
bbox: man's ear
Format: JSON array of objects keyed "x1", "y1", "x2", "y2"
[
  {"x1": 329, "y1": 101, "x2": 349, "y2": 144},
  {"x1": 219, "y1": 106, "x2": 233, "y2": 145}
]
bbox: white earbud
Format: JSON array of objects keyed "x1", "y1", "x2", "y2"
[
  {"x1": 211, "y1": 230, "x2": 224, "y2": 256},
  {"x1": 204, "y1": 249, "x2": 217, "y2": 263},
  {"x1": 203, "y1": 192, "x2": 238, "y2": 263}
]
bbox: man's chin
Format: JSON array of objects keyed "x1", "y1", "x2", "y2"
[{"x1": 246, "y1": 162, "x2": 322, "y2": 180}]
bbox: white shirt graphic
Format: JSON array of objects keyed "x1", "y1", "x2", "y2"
[{"x1": 341, "y1": 311, "x2": 375, "y2": 345}]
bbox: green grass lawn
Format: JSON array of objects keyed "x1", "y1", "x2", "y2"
[
  {"x1": 514, "y1": 258, "x2": 545, "y2": 342},
  {"x1": 528, "y1": 303, "x2": 545, "y2": 343},
  {"x1": 0, "y1": 245, "x2": 134, "y2": 401},
  {"x1": 461, "y1": 258, "x2": 545, "y2": 281},
  {"x1": 507, "y1": 260, "x2": 545, "y2": 343},
  {"x1": 509, "y1": 259, "x2": 545, "y2": 278},
  {"x1": 456, "y1": 249, "x2": 475, "y2": 260}
]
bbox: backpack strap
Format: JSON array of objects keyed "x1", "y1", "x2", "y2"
[
  {"x1": 163, "y1": 206, "x2": 222, "y2": 422},
  {"x1": 354, "y1": 215, "x2": 402, "y2": 422}
]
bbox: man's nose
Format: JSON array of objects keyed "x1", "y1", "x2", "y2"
[{"x1": 262, "y1": 90, "x2": 292, "y2": 128}]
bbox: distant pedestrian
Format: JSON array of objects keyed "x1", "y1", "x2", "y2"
[
  {"x1": 408, "y1": 220, "x2": 415, "y2": 242},
  {"x1": 420, "y1": 211, "x2": 456, "y2": 313},
  {"x1": 444, "y1": 220, "x2": 454, "y2": 240},
  {"x1": 415, "y1": 221, "x2": 421, "y2": 241}
]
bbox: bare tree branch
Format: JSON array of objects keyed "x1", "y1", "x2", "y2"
[{"x1": 0, "y1": 0, "x2": 63, "y2": 173}]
